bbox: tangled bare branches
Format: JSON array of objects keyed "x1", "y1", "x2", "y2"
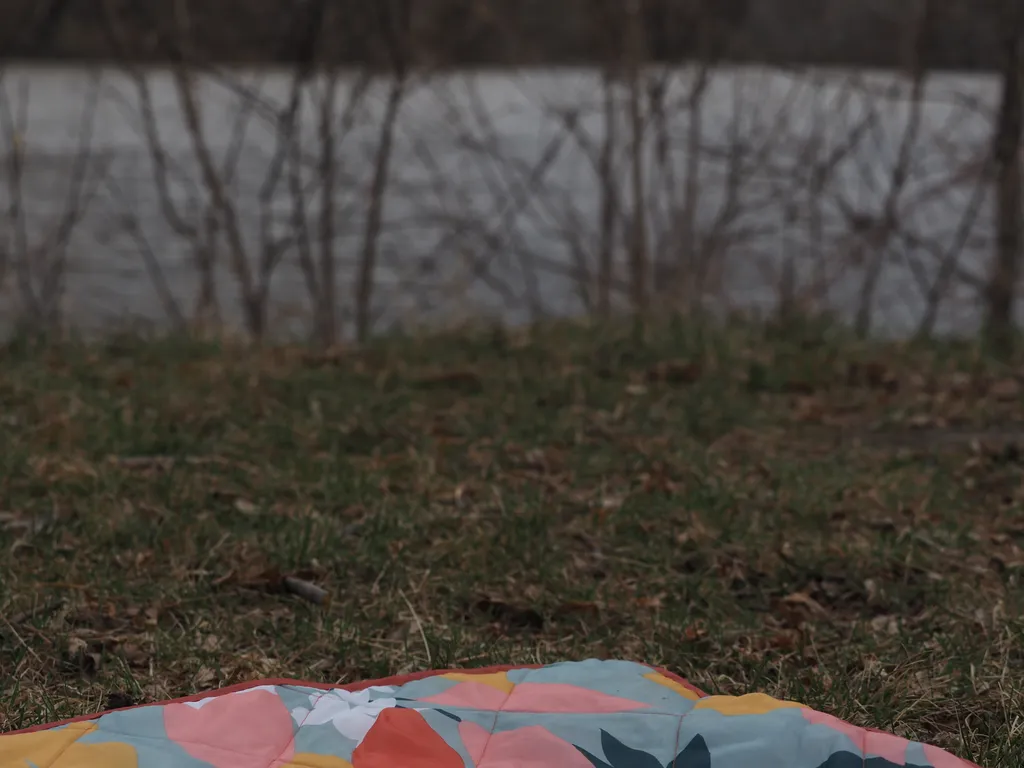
[{"x1": 0, "y1": 2, "x2": 1019, "y2": 349}]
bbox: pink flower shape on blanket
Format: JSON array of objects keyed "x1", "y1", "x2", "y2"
[
  {"x1": 458, "y1": 721, "x2": 594, "y2": 768},
  {"x1": 164, "y1": 685, "x2": 295, "y2": 768}
]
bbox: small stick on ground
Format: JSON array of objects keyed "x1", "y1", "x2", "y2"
[
  {"x1": 282, "y1": 576, "x2": 330, "y2": 607},
  {"x1": 399, "y1": 588, "x2": 431, "y2": 667}
]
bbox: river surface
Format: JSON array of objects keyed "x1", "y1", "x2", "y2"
[{"x1": 0, "y1": 64, "x2": 1010, "y2": 339}]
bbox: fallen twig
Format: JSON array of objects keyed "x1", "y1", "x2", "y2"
[
  {"x1": 282, "y1": 576, "x2": 330, "y2": 607},
  {"x1": 399, "y1": 588, "x2": 432, "y2": 666}
]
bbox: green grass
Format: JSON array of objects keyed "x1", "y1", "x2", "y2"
[{"x1": 2, "y1": 316, "x2": 1023, "y2": 766}]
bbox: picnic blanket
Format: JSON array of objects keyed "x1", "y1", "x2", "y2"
[{"x1": 0, "y1": 659, "x2": 980, "y2": 767}]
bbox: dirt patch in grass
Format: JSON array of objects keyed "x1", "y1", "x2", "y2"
[{"x1": 1, "y1": 318, "x2": 1023, "y2": 766}]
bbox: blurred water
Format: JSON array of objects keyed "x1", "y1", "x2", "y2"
[{"x1": 0, "y1": 65, "x2": 1008, "y2": 339}]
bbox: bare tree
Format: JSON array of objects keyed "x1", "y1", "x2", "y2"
[
  {"x1": 354, "y1": 0, "x2": 413, "y2": 343},
  {"x1": 3, "y1": 0, "x2": 1009, "y2": 346},
  {"x1": 598, "y1": 70, "x2": 620, "y2": 318},
  {"x1": 851, "y1": 0, "x2": 932, "y2": 337},
  {"x1": 0, "y1": 72, "x2": 104, "y2": 335},
  {"x1": 624, "y1": 0, "x2": 649, "y2": 313},
  {"x1": 984, "y1": 0, "x2": 1024, "y2": 356}
]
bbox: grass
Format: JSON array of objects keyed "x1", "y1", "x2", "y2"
[{"x1": 1, "y1": 315, "x2": 1023, "y2": 766}]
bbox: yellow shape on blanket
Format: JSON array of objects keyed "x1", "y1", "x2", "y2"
[
  {"x1": 0, "y1": 721, "x2": 137, "y2": 767},
  {"x1": 441, "y1": 671, "x2": 516, "y2": 694},
  {"x1": 694, "y1": 693, "x2": 805, "y2": 716},
  {"x1": 282, "y1": 754, "x2": 354, "y2": 768}
]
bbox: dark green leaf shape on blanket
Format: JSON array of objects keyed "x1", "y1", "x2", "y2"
[
  {"x1": 576, "y1": 730, "x2": 711, "y2": 768},
  {"x1": 816, "y1": 754, "x2": 930, "y2": 768}
]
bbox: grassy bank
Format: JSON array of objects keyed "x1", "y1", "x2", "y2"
[{"x1": 1, "y1": 317, "x2": 1022, "y2": 765}]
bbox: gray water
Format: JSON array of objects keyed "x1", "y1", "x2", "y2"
[{"x1": 0, "y1": 65, "x2": 1008, "y2": 339}]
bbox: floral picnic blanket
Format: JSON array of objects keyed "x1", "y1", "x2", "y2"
[{"x1": 0, "y1": 659, "x2": 979, "y2": 767}]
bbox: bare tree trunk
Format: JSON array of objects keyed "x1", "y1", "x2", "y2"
[
  {"x1": 315, "y1": 75, "x2": 339, "y2": 347},
  {"x1": 669, "y1": 1, "x2": 714, "y2": 307},
  {"x1": 0, "y1": 79, "x2": 42, "y2": 327},
  {"x1": 354, "y1": 0, "x2": 411, "y2": 344},
  {"x1": 354, "y1": 76, "x2": 405, "y2": 343},
  {"x1": 195, "y1": 209, "x2": 220, "y2": 330},
  {"x1": 676, "y1": 63, "x2": 709, "y2": 303},
  {"x1": 985, "y1": 0, "x2": 1024, "y2": 356},
  {"x1": 624, "y1": 0, "x2": 648, "y2": 313},
  {"x1": 854, "y1": 0, "x2": 931, "y2": 338},
  {"x1": 597, "y1": 69, "x2": 618, "y2": 318},
  {"x1": 0, "y1": 70, "x2": 101, "y2": 337}
]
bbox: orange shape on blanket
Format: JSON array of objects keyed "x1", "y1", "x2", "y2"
[{"x1": 353, "y1": 708, "x2": 463, "y2": 768}]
